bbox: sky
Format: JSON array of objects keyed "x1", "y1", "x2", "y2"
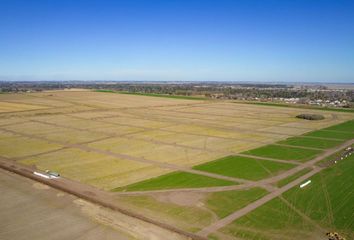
[{"x1": 0, "y1": 0, "x2": 353, "y2": 82}]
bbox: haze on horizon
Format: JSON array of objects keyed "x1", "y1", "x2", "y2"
[{"x1": 0, "y1": 0, "x2": 353, "y2": 83}]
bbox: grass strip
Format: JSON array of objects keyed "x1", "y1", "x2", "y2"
[
  {"x1": 194, "y1": 156, "x2": 295, "y2": 181},
  {"x1": 95, "y1": 89, "x2": 207, "y2": 100},
  {"x1": 206, "y1": 188, "x2": 268, "y2": 218},
  {"x1": 113, "y1": 171, "x2": 236, "y2": 192},
  {"x1": 277, "y1": 136, "x2": 343, "y2": 149},
  {"x1": 304, "y1": 130, "x2": 354, "y2": 140},
  {"x1": 242, "y1": 145, "x2": 322, "y2": 162}
]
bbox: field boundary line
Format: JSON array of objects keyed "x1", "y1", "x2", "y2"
[
  {"x1": 12, "y1": 147, "x2": 69, "y2": 161},
  {"x1": 320, "y1": 129, "x2": 354, "y2": 134},
  {"x1": 0, "y1": 120, "x2": 29, "y2": 127},
  {"x1": 114, "y1": 183, "x2": 277, "y2": 195},
  {"x1": 272, "y1": 143, "x2": 324, "y2": 151},
  {"x1": 235, "y1": 153, "x2": 301, "y2": 165},
  {"x1": 298, "y1": 135, "x2": 348, "y2": 141}
]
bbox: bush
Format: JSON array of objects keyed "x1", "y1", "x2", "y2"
[{"x1": 296, "y1": 114, "x2": 325, "y2": 120}]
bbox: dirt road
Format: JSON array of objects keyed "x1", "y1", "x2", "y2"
[{"x1": 0, "y1": 158, "x2": 207, "y2": 240}]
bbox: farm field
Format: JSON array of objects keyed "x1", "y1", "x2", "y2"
[
  {"x1": 0, "y1": 169, "x2": 187, "y2": 240},
  {"x1": 20, "y1": 148, "x2": 170, "y2": 190},
  {"x1": 277, "y1": 136, "x2": 343, "y2": 149},
  {"x1": 0, "y1": 130, "x2": 62, "y2": 158},
  {"x1": 0, "y1": 101, "x2": 48, "y2": 112},
  {"x1": 304, "y1": 130, "x2": 354, "y2": 140},
  {"x1": 117, "y1": 187, "x2": 268, "y2": 233},
  {"x1": 283, "y1": 153, "x2": 354, "y2": 238},
  {"x1": 211, "y1": 197, "x2": 318, "y2": 240},
  {"x1": 0, "y1": 90, "x2": 351, "y2": 191},
  {"x1": 118, "y1": 194, "x2": 216, "y2": 233},
  {"x1": 210, "y1": 151, "x2": 354, "y2": 240},
  {"x1": 119, "y1": 122, "x2": 352, "y2": 192},
  {"x1": 0, "y1": 90, "x2": 353, "y2": 240},
  {"x1": 322, "y1": 120, "x2": 354, "y2": 131},
  {"x1": 242, "y1": 144, "x2": 322, "y2": 162},
  {"x1": 114, "y1": 171, "x2": 236, "y2": 192},
  {"x1": 205, "y1": 188, "x2": 268, "y2": 218},
  {"x1": 193, "y1": 156, "x2": 295, "y2": 180}
]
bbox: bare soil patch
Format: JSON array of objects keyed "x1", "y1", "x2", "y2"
[{"x1": 154, "y1": 192, "x2": 205, "y2": 207}]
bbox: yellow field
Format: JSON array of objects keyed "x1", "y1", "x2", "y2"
[
  {"x1": 0, "y1": 101, "x2": 48, "y2": 112},
  {"x1": 0, "y1": 130, "x2": 62, "y2": 158},
  {"x1": 0, "y1": 91, "x2": 353, "y2": 190},
  {"x1": 20, "y1": 148, "x2": 169, "y2": 190}
]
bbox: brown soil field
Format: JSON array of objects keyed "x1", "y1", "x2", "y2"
[{"x1": 0, "y1": 169, "x2": 188, "y2": 240}]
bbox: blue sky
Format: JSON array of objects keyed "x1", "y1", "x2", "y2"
[{"x1": 0, "y1": 0, "x2": 353, "y2": 82}]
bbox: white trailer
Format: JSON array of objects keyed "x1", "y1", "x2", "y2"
[{"x1": 300, "y1": 180, "x2": 311, "y2": 188}]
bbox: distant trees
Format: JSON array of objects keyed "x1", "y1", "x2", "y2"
[{"x1": 0, "y1": 81, "x2": 353, "y2": 105}]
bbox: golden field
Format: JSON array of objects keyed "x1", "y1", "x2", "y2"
[{"x1": 0, "y1": 90, "x2": 352, "y2": 190}]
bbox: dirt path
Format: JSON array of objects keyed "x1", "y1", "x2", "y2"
[
  {"x1": 197, "y1": 138, "x2": 354, "y2": 237},
  {"x1": 115, "y1": 182, "x2": 277, "y2": 195}
]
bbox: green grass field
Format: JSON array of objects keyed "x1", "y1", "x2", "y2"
[
  {"x1": 119, "y1": 195, "x2": 214, "y2": 233},
  {"x1": 283, "y1": 154, "x2": 354, "y2": 237},
  {"x1": 215, "y1": 197, "x2": 316, "y2": 240},
  {"x1": 304, "y1": 130, "x2": 354, "y2": 140},
  {"x1": 322, "y1": 120, "x2": 354, "y2": 132},
  {"x1": 113, "y1": 171, "x2": 237, "y2": 191},
  {"x1": 276, "y1": 168, "x2": 312, "y2": 187},
  {"x1": 206, "y1": 188, "x2": 268, "y2": 218},
  {"x1": 118, "y1": 188, "x2": 268, "y2": 233},
  {"x1": 193, "y1": 156, "x2": 295, "y2": 181},
  {"x1": 278, "y1": 137, "x2": 343, "y2": 149},
  {"x1": 242, "y1": 145, "x2": 322, "y2": 162}
]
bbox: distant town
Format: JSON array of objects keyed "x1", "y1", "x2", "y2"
[{"x1": 1, "y1": 81, "x2": 353, "y2": 109}]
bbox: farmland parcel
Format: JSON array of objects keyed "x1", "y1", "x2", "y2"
[{"x1": 0, "y1": 91, "x2": 353, "y2": 240}]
